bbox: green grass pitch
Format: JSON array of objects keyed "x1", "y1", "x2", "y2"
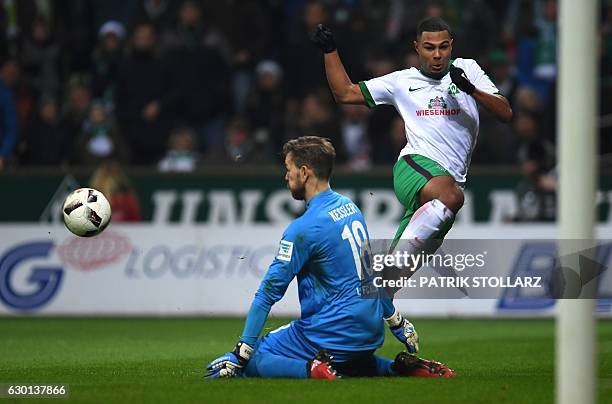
[{"x1": 0, "y1": 317, "x2": 611, "y2": 403}]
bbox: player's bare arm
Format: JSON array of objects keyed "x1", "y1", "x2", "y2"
[
  {"x1": 312, "y1": 24, "x2": 365, "y2": 105},
  {"x1": 471, "y1": 90, "x2": 513, "y2": 123},
  {"x1": 449, "y1": 66, "x2": 513, "y2": 123},
  {"x1": 323, "y1": 52, "x2": 365, "y2": 104}
]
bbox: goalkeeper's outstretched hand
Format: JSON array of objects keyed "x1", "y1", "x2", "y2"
[
  {"x1": 385, "y1": 310, "x2": 419, "y2": 354},
  {"x1": 205, "y1": 341, "x2": 253, "y2": 379},
  {"x1": 449, "y1": 65, "x2": 475, "y2": 95},
  {"x1": 311, "y1": 24, "x2": 336, "y2": 53}
]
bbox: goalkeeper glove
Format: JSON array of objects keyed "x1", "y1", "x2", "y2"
[
  {"x1": 449, "y1": 65, "x2": 475, "y2": 95},
  {"x1": 205, "y1": 341, "x2": 254, "y2": 379},
  {"x1": 385, "y1": 309, "x2": 419, "y2": 354},
  {"x1": 311, "y1": 24, "x2": 336, "y2": 53}
]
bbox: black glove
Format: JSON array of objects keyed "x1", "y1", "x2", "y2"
[
  {"x1": 449, "y1": 66, "x2": 475, "y2": 95},
  {"x1": 311, "y1": 24, "x2": 336, "y2": 53}
]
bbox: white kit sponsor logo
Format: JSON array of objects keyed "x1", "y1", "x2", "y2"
[{"x1": 277, "y1": 240, "x2": 294, "y2": 262}]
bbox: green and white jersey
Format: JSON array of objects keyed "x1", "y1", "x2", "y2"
[{"x1": 359, "y1": 58, "x2": 499, "y2": 183}]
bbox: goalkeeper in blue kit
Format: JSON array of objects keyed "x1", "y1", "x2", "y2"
[{"x1": 205, "y1": 136, "x2": 453, "y2": 379}]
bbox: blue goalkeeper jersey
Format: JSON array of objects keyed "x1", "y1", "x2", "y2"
[{"x1": 246, "y1": 188, "x2": 384, "y2": 352}]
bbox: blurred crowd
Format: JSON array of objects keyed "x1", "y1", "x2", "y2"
[{"x1": 0, "y1": 0, "x2": 609, "y2": 191}]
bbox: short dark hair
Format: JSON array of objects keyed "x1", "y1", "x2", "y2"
[
  {"x1": 282, "y1": 136, "x2": 336, "y2": 180},
  {"x1": 416, "y1": 17, "x2": 452, "y2": 39}
]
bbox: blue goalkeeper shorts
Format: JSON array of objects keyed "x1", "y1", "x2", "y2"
[{"x1": 252, "y1": 321, "x2": 318, "y2": 361}]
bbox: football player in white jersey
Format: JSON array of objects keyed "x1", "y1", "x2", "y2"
[{"x1": 312, "y1": 17, "x2": 513, "y2": 284}]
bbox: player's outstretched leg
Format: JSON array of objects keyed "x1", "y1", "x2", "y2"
[
  {"x1": 391, "y1": 156, "x2": 460, "y2": 254},
  {"x1": 332, "y1": 354, "x2": 453, "y2": 378},
  {"x1": 391, "y1": 351, "x2": 455, "y2": 378},
  {"x1": 245, "y1": 350, "x2": 338, "y2": 379},
  {"x1": 243, "y1": 321, "x2": 338, "y2": 379},
  {"x1": 386, "y1": 159, "x2": 460, "y2": 298},
  {"x1": 372, "y1": 355, "x2": 396, "y2": 376},
  {"x1": 245, "y1": 351, "x2": 309, "y2": 378}
]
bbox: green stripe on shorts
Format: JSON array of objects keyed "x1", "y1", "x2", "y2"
[{"x1": 393, "y1": 154, "x2": 450, "y2": 208}]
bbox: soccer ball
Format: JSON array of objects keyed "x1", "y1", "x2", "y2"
[{"x1": 62, "y1": 188, "x2": 112, "y2": 237}]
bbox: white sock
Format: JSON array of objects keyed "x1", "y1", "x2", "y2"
[
  {"x1": 392, "y1": 199, "x2": 455, "y2": 268},
  {"x1": 401, "y1": 199, "x2": 454, "y2": 243},
  {"x1": 387, "y1": 199, "x2": 454, "y2": 296}
]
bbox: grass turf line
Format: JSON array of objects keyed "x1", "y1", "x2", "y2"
[{"x1": 0, "y1": 318, "x2": 611, "y2": 403}]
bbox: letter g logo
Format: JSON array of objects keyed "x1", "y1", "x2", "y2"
[{"x1": 0, "y1": 242, "x2": 63, "y2": 311}]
